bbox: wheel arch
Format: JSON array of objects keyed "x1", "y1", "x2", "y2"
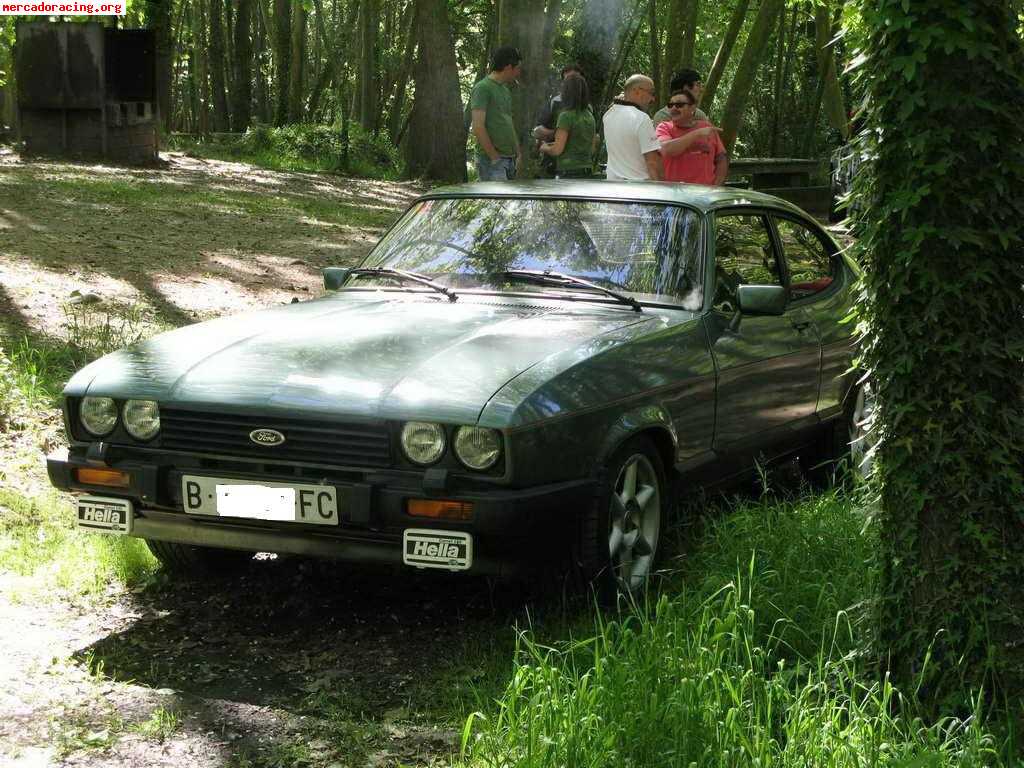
[{"x1": 595, "y1": 404, "x2": 678, "y2": 476}]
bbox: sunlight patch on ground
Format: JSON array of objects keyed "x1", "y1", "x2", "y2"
[
  {"x1": 0, "y1": 255, "x2": 147, "y2": 338},
  {"x1": 152, "y1": 273, "x2": 300, "y2": 320}
]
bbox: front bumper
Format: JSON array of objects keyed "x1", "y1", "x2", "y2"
[{"x1": 47, "y1": 448, "x2": 594, "y2": 577}]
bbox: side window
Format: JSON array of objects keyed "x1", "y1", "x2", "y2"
[
  {"x1": 775, "y1": 218, "x2": 835, "y2": 301},
  {"x1": 713, "y1": 213, "x2": 782, "y2": 312}
]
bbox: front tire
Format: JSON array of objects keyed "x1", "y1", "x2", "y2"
[
  {"x1": 146, "y1": 539, "x2": 253, "y2": 577},
  {"x1": 578, "y1": 437, "x2": 667, "y2": 599}
]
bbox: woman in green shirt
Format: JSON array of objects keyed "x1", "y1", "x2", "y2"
[{"x1": 539, "y1": 74, "x2": 597, "y2": 179}]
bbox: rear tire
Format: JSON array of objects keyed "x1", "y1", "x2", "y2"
[
  {"x1": 800, "y1": 381, "x2": 875, "y2": 486},
  {"x1": 145, "y1": 539, "x2": 253, "y2": 577},
  {"x1": 577, "y1": 437, "x2": 667, "y2": 602}
]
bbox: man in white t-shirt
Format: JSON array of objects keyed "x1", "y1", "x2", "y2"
[{"x1": 602, "y1": 74, "x2": 662, "y2": 181}]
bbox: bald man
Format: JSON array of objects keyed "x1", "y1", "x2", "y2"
[{"x1": 602, "y1": 74, "x2": 662, "y2": 181}]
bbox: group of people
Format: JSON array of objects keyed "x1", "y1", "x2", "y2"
[{"x1": 469, "y1": 45, "x2": 729, "y2": 186}]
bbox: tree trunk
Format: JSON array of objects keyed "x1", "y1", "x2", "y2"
[
  {"x1": 356, "y1": 0, "x2": 379, "y2": 131},
  {"x1": 663, "y1": 0, "x2": 686, "y2": 83},
  {"x1": 209, "y1": 0, "x2": 231, "y2": 131},
  {"x1": 860, "y1": 0, "x2": 1024, "y2": 714},
  {"x1": 570, "y1": 0, "x2": 626, "y2": 117},
  {"x1": 601, "y1": 3, "x2": 644, "y2": 109},
  {"x1": 232, "y1": 0, "x2": 252, "y2": 131},
  {"x1": 405, "y1": 0, "x2": 466, "y2": 181},
  {"x1": 288, "y1": 0, "x2": 305, "y2": 122},
  {"x1": 145, "y1": 0, "x2": 173, "y2": 134},
  {"x1": 815, "y1": 1, "x2": 848, "y2": 140},
  {"x1": 273, "y1": 0, "x2": 291, "y2": 125},
  {"x1": 386, "y1": 9, "x2": 418, "y2": 143},
  {"x1": 768, "y1": 5, "x2": 786, "y2": 155},
  {"x1": 254, "y1": 0, "x2": 271, "y2": 123},
  {"x1": 680, "y1": 0, "x2": 699, "y2": 68},
  {"x1": 701, "y1": 0, "x2": 749, "y2": 112},
  {"x1": 193, "y1": 0, "x2": 210, "y2": 136},
  {"x1": 498, "y1": 0, "x2": 559, "y2": 147},
  {"x1": 648, "y1": 0, "x2": 662, "y2": 105},
  {"x1": 719, "y1": 0, "x2": 783, "y2": 152}
]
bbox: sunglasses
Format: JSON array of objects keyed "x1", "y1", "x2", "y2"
[{"x1": 667, "y1": 101, "x2": 693, "y2": 108}]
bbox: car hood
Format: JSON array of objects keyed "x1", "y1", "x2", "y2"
[{"x1": 68, "y1": 293, "x2": 661, "y2": 424}]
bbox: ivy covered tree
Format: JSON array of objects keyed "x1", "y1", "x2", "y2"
[{"x1": 853, "y1": 0, "x2": 1024, "y2": 710}]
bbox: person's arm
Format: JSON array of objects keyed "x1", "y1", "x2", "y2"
[
  {"x1": 713, "y1": 152, "x2": 729, "y2": 186},
  {"x1": 643, "y1": 150, "x2": 663, "y2": 181},
  {"x1": 659, "y1": 125, "x2": 723, "y2": 157},
  {"x1": 533, "y1": 125, "x2": 556, "y2": 142},
  {"x1": 540, "y1": 128, "x2": 570, "y2": 157},
  {"x1": 471, "y1": 109, "x2": 499, "y2": 162}
]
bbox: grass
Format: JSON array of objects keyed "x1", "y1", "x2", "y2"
[
  {"x1": 1, "y1": 305, "x2": 164, "y2": 600},
  {"x1": 458, "y1": 490, "x2": 1009, "y2": 767},
  {"x1": 42, "y1": 174, "x2": 397, "y2": 231},
  {"x1": 165, "y1": 122, "x2": 404, "y2": 181}
]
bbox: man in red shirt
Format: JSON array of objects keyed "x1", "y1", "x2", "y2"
[{"x1": 656, "y1": 90, "x2": 729, "y2": 185}]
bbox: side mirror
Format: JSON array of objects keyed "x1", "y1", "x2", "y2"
[
  {"x1": 322, "y1": 267, "x2": 351, "y2": 291},
  {"x1": 737, "y1": 284, "x2": 787, "y2": 316}
]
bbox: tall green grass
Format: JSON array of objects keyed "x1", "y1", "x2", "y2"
[
  {"x1": 461, "y1": 492, "x2": 1007, "y2": 767},
  {"x1": 166, "y1": 122, "x2": 403, "y2": 180},
  {"x1": 1, "y1": 324, "x2": 159, "y2": 598}
]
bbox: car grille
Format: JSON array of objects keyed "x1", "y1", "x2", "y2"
[{"x1": 160, "y1": 409, "x2": 392, "y2": 468}]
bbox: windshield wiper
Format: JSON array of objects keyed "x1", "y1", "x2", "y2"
[
  {"x1": 346, "y1": 267, "x2": 458, "y2": 302},
  {"x1": 501, "y1": 269, "x2": 642, "y2": 312}
]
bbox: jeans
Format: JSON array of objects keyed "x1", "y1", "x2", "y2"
[{"x1": 476, "y1": 154, "x2": 516, "y2": 181}]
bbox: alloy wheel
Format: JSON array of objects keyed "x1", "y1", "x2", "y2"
[{"x1": 608, "y1": 453, "x2": 662, "y2": 593}]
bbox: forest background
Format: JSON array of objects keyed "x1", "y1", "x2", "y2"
[{"x1": 0, "y1": 0, "x2": 857, "y2": 181}]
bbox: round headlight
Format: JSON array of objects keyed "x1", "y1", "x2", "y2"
[
  {"x1": 454, "y1": 426, "x2": 502, "y2": 470},
  {"x1": 401, "y1": 421, "x2": 446, "y2": 465},
  {"x1": 80, "y1": 396, "x2": 117, "y2": 436},
  {"x1": 123, "y1": 399, "x2": 161, "y2": 441}
]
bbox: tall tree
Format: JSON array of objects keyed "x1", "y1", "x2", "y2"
[
  {"x1": 193, "y1": 0, "x2": 210, "y2": 135},
  {"x1": 405, "y1": 0, "x2": 466, "y2": 181},
  {"x1": 814, "y1": 1, "x2": 847, "y2": 140},
  {"x1": 287, "y1": 0, "x2": 305, "y2": 122},
  {"x1": 679, "y1": 0, "x2": 699, "y2": 69},
  {"x1": 273, "y1": 0, "x2": 291, "y2": 125},
  {"x1": 856, "y1": 0, "x2": 1024, "y2": 712},
  {"x1": 355, "y1": 0, "x2": 379, "y2": 131},
  {"x1": 145, "y1": 0, "x2": 173, "y2": 133},
  {"x1": 647, "y1": 0, "x2": 662, "y2": 104},
  {"x1": 231, "y1": 0, "x2": 252, "y2": 131},
  {"x1": 663, "y1": 0, "x2": 686, "y2": 85},
  {"x1": 719, "y1": 0, "x2": 784, "y2": 151},
  {"x1": 386, "y1": 9, "x2": 418, "y2": 143},
  {"x1": 497, "y1": 0, "x2": 561, "y2": 144},
  {"x1": 209, "y1": 0, "x2": 231, "y2": 130},
  {"x1": 701, "y1": 0, "x2": 749, "y2": 111},
  {"x1": 571, "y1": 0, "x2": 626, "y2": 116}
]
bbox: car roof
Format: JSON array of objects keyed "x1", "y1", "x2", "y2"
[{"x1": 420, "y1": 180, "x2": 811, "y2": 217}]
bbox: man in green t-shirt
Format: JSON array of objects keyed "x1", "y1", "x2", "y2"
[{"x1": 470, "y1": 46, "x2": 523, "y2": 181}]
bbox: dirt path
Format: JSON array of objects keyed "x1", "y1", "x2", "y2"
[{"x1": 0, "y1": 153, "x2": 522, "y2": 767}]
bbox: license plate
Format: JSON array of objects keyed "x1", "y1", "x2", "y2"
[
  {"x1": 182, "y1": 475, "x2": 339, "y2": 526},
  {"x1": 77, "y1": 496, "x2": 133, "y2": 535},
  {"x1": 403, "y1": 529, "x2": 472, "y2": 571}
]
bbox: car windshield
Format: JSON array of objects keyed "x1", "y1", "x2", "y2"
[{"x1": 354, "y1": 197, "x2": 704, "y2": 310}]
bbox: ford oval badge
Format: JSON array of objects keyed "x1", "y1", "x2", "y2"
[{"x1": 249, "y1": 428, "x2": 286, "y2": 447}]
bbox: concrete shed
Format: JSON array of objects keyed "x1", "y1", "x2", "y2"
[{"x1": 15, "y1": 21, "x2": 158, "y2": 164}]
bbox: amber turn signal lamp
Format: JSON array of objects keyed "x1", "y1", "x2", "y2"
[
  {"x1": 407, "y1": 499, "x2": 474, "y2": 521},
  {"x1": 74, "y1": 467, "x2": 131, "y2": 488}
]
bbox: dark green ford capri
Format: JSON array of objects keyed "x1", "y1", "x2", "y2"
[{"x1": 47, "y1": 181, "x2": 868, "y2": 594}]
